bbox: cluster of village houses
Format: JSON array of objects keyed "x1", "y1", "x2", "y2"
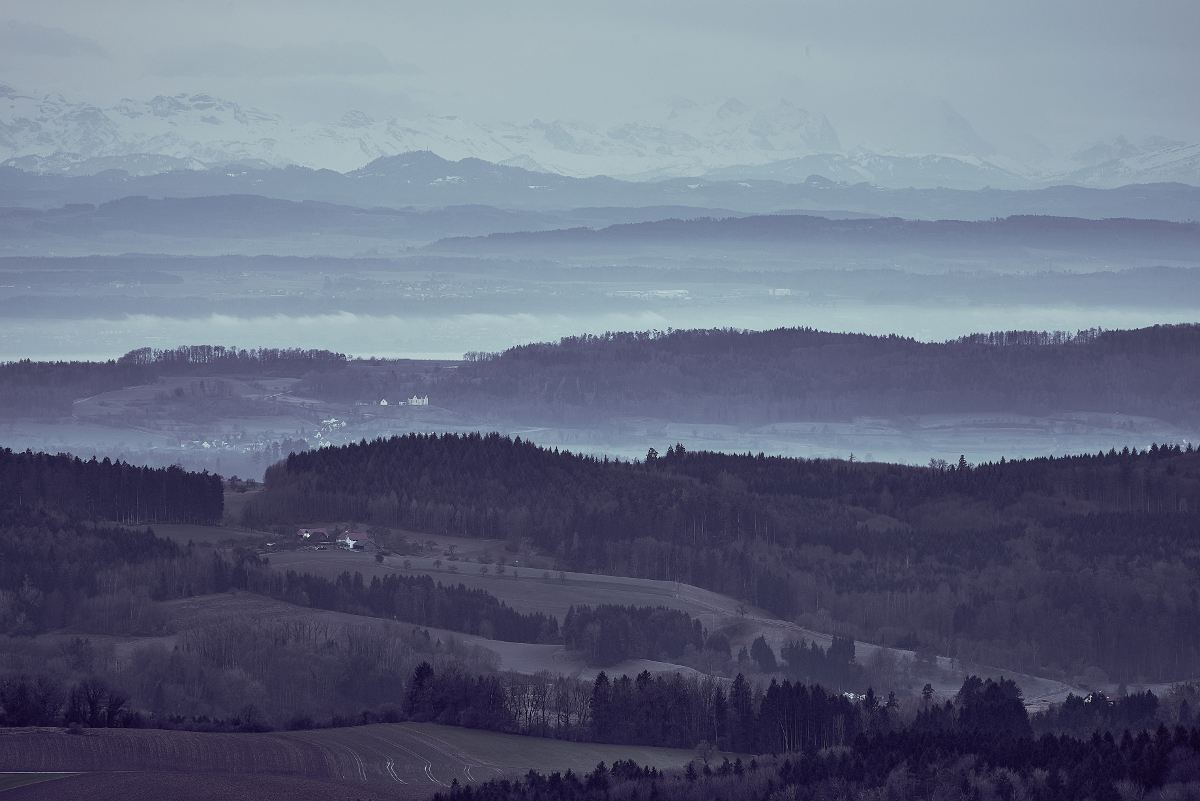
[
  {"x1": 296, "y1": 527, "x2": 377, "y2": 552},
  {"x1": 379, "y1": 396, "x2": 429, "y2": 407}
]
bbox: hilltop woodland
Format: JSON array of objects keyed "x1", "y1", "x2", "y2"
[
  {"x1": 245, "y1": 432, "x2": 1200, "y2": 685},
  {"x1": 0, "y1": 345, "x2": 346, "y2": 419},
  {"x1": 296, "y1": 324, "x2": 1200, "y2": 427},
  {"x1": 5, "y1": 325, "x2": 1200, "y2": 429}
]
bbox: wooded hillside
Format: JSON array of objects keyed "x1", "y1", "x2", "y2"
[
  {"x1": 245, "y1": 433, "x2": 1200, "y2": 683},
  {"x1": 0, "y1": 448, "x2": 223, "y2": 524},
  {"x1": 0, "y1": 346, "x2": 345, "y2": 418},
  {"x1": 299, "y1": 324, "x2": 1200, "y2": 427}
]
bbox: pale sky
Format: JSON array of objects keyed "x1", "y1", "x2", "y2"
[{"x1": 1, "y1": 0, "x2": 1197, "y2": 157}]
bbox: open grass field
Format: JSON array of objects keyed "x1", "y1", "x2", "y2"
[
  {"x1": 0, "y1": 771, "x2": 432, "y2": 800},
  {"x1": 267, "y1": 548, "x2": 745, "y2": 622},
  {"x1": 395, "y1": 722, "x2": 715, "y2": 775},
  {"x1": 0, "y1": 727, "x2": 340, "y2": 777},
  {"x1": 287, "y1": 722, "x2": 710, "y2": 785},
  {"x1": 0, "y1": 722, "x2": 708, "y2": 800},
  {"x1": 151, "y1": 521, "x2": 267, "y2": 548},
  {"x1": 219, "y1": 490, "x2": 265, "y2": 528}
]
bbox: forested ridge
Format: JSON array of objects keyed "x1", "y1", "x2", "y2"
[
  {"x1": 299, "y1": 323, "x2": 1200, "y2": 426},
  {"x1": 0, "y1": 344, "x2": 345, "y2": 418},
  {"x1": 247, "y1": 433, "x2": 1200, "y2": 682},
  {"x1": 7, "y1": 324, "x2": 1200, "y2": 426},
  {"x1": 442, "y1": 213, "x2": 1200, "y2": 256}
]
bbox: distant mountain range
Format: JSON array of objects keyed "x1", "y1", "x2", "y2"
[
  {"x1": 4, "y1": 152, "x2": 1200, "y2": 223},
  {"x1": 2, "y1": 85, "x2": 1198, "y2": 190}
]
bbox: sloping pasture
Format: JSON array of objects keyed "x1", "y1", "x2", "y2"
[
  {"x1": 0, "y1": 727, "x2": 340, "y2": 777},
  {"x1": 0, "y1": 770, "x2": 432, "y2": 800},
  {"x1": 0, "y1": 723, "x2": 706, "y2": 800},
  {"x1": 289, "y1": 722, "x2": 707, "y2": 784}
]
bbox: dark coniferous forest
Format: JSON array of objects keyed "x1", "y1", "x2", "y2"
[{"x1": 0, "y1": 448, "x2": 223, "y2": 524}]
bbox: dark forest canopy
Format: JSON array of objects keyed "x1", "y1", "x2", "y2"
[
  {"x1": 433, "y1": 726, "x2": 1200, "y2": 801},
  {"x1": 246, "y1": 433, "x2": 1200, "y2": 683},
  {"x1": 249, "y1": 431, "x2": 1199, "y2": 548},
  {"x1": 297, "y1": 323, "x2": 1200, "y2": 427},
  {"x1": 0, "y1": 448, "x2": 223, "y2": 525}
]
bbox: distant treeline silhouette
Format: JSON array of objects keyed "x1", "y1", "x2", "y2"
[
  {"x1": 443, "y1": 213, "x2": 1200, "y2": 258},
  {"x1": 115, "y1": 345, "x2": 347, "y2": 371},
  {"x1": 298, "y1": 323, "x2": 1200, "y2": 426},
  {"x1": 6, "y1": 324, "x2": 1200, "y2": 424}
]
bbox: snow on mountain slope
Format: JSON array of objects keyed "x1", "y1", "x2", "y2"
[
  {"x1": 1060, "y1": 142, "x2": 1200, "y2": 188},
  {"x1": 2, "y1": 85, "x2": 1196, "y2": 189},
  {"x1": 703, "y1": 151, "x2": 1032, "y2": 190},
  {"x1": 0, "y1": 85, "x2": 844, "y2": 180}
]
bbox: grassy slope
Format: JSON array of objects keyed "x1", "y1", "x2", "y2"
[
  {"x1": 0, "y1": 722, "x2": 711, "y2": 801},
  {"x1": 266, "y1": 548, "x2": 741, "y2": 620},
  {"x1": 288, "y1": 722, "x2": 712, "y2": 783},
  {"x1": 0, "y1": 771, "x2": 431, "y2": 801}
]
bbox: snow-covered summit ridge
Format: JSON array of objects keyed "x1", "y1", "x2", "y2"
[
  {"x1": 0, "y1": 87, "x2": 843, "y2": 179},
  {"x1": 1, "y1": 85, "x2": 1197, "y2": 189}
]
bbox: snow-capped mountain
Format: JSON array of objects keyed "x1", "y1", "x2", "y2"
[
  {"x1": 0, "y1": 86, "x2": 843, "y2": 180},
  {"x1": 1059, "y1": 137, "x2": 1200, "y2": 188},
  {"x1": 1, "y1": 84, "x2": 1197, "y2": 189}
]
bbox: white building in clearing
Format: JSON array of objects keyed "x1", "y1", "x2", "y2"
[
  {"x1": 408, "y1": 395, "x2": 429, "y2": 406},
  {"x1": 337, "y1": 532, "x2": 375, "y2": 550},
  {"x1": 380, "y1": 399, "x2": 388, "y2": 406}
]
